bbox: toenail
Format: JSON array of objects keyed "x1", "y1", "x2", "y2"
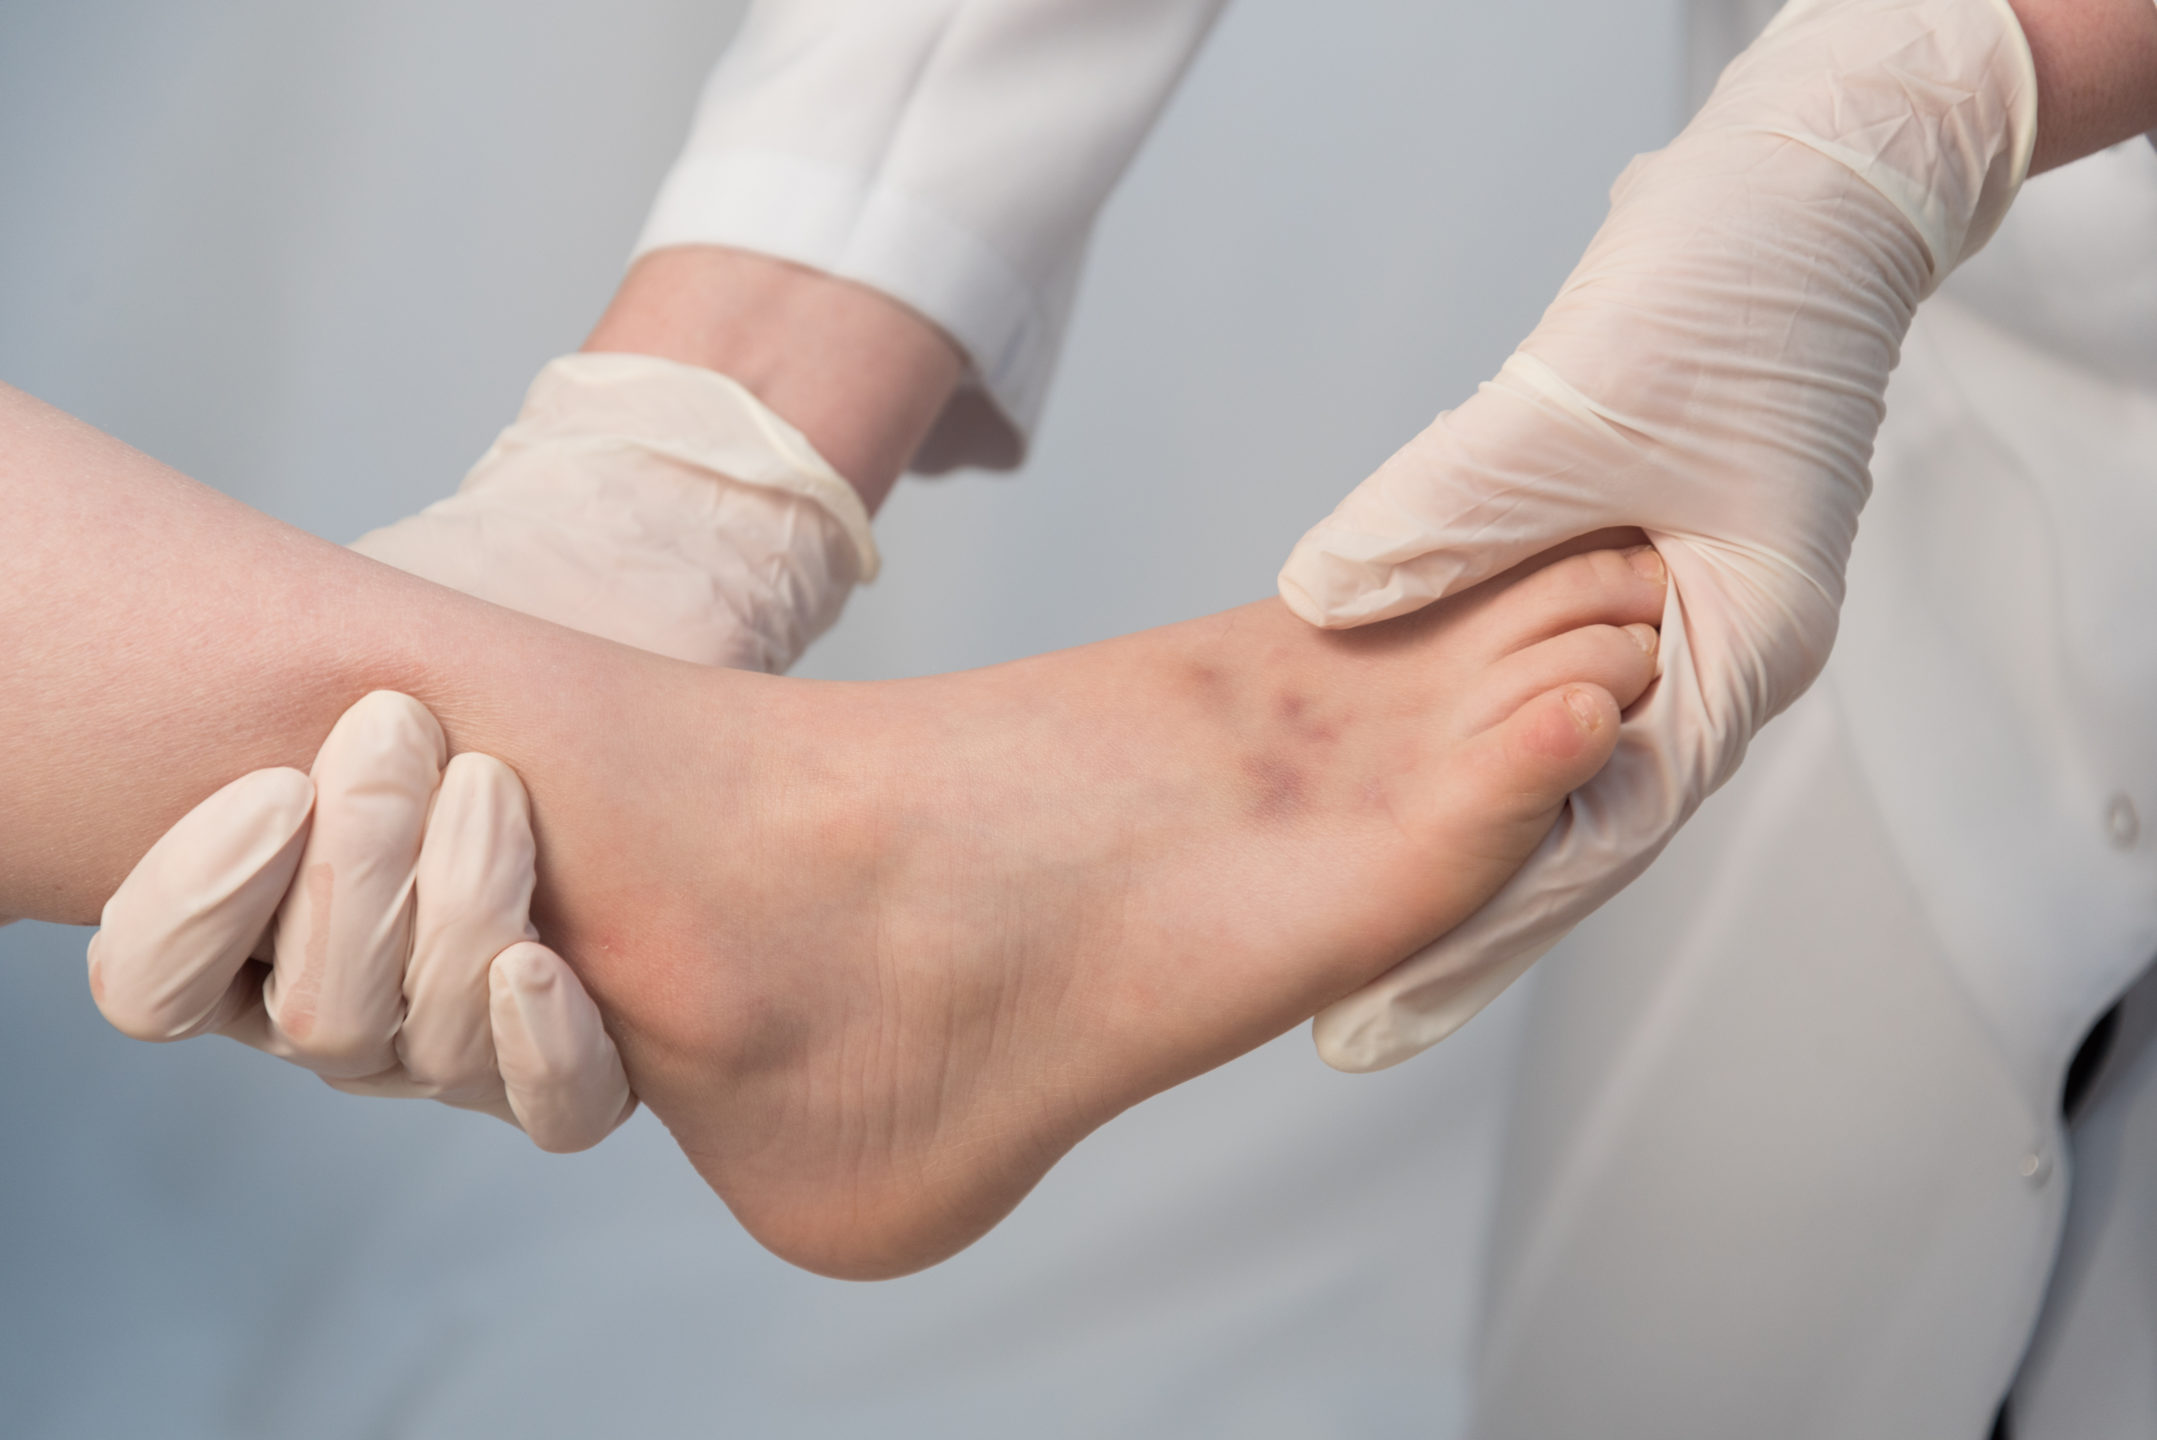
[
  {"x1": 1627, "y1": 622, "x2": 1658, "y2": 654},
  {"x1": 1564, "y1": 687, "x2": 1603, "y2": 731},
  {"x1": 1625, "y1": 545, "x2": 1666, "y2": 583}
]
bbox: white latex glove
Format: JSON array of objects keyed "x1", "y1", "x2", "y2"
[
  {"x1": 92, "y1": 351, "x2": 874, "y2": 1145},
  {"x1": 353, "y1": 350, "x2": 879, "y2": 673},
  {"x1": 1280, "y1": 0, "x2": 2037, "y2": 1071},
  {"x1": 91, "y1": 691, "x2": 635, "y2": 1151}
]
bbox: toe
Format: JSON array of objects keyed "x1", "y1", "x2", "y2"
[
  {"x1": 1460, "y1": 544, "x2": 1667, "y2": 659},
  {"x1": 1456, "y1": 620, "x2": 1658, "y2": 736},
  {"x1": 1468, "y1": 682, "x2": 1625, "y2": 827},
  {"x1": 1394, "y1": 680, "x2": 1623, "y2": 918}
]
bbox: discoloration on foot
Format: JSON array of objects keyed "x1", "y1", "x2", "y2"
[
  {"x1": 1239, "y1": 752, "x2": 1311, "y2": 821},
  {"x1": 1274, "y1": 688, "x2": 1343, "y2": 747}
]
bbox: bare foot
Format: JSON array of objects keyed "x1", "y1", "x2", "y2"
[{"x1": 522, "y1": 545, "x2": 1665, "y2": 1278}]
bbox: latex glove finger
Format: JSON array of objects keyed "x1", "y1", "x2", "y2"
[
  {"x1": 394, "y1": 751, "x2": 541, "y2": 1107},
  {"x1": 88, "y1": 768, "x2": 314, "y2": 1041},
  {"x1": 251, "y1": 691, "x2": 443, "y2": 1078},
  {"x1": 490, "y1": 941, "x2": 636, "y2": 1153}
]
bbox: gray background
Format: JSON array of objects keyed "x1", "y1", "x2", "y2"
[{"x1": 0, "y1": 2, "x2": 1677, "y2": 1434}]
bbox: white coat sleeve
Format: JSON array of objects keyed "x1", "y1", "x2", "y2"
[{"x1": 634, "y1": 0, "x2": 1229, "y2": 472}]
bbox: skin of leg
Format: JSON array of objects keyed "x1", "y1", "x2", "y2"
[{"x1": 0, "y1": 381, "x2": 1660, "y2": 1278}]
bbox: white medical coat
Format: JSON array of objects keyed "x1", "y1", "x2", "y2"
[{"x1": 635, "y1": 0, "x2": 1228, "y2": 471}]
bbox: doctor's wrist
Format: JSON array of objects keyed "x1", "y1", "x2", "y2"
[
  {"x1": 2007, "y1": 0, "x2": 2157, "y2": 172},
  {"x1": 581, "y1": 245, "x2": 963, "y2": 514}
]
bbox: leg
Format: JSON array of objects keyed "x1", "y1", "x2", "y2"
[{"x1": 0, "y1": 382, "x2": 1662, "y2": 1276}]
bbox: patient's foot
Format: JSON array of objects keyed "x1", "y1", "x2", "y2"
[{"x1": 527, "y1": 545, "x2": 1664, "y2": 1278}]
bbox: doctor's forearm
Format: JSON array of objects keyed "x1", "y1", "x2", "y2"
[
  {"x1": 581, "y1": 245, "x2": 963, "y2": 514},
  {"x1": 2009, "y1": 0, "x2": 2157, "y2": 172}
]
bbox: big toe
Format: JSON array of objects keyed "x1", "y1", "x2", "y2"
[
  {"x1": 1487, "y1": 682, "x2": 1628, "y2": 813},
  {"x1": 1410, "y1": 631, "x2": 1647, "y2": 896}
]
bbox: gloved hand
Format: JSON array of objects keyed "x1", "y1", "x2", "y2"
[
  {"x1": 91, "y1": 351, "x2": 877, "y2": 1147},
  {"x1": 1280, "y1": 0, "x2": 2037, "y2": 1071},
  {"x1": 352, "y1": 351, "x2": 878, "y2": 672},
  {"x1": 91, "y1": 692, "x2": 635, "y2": 1151}
]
